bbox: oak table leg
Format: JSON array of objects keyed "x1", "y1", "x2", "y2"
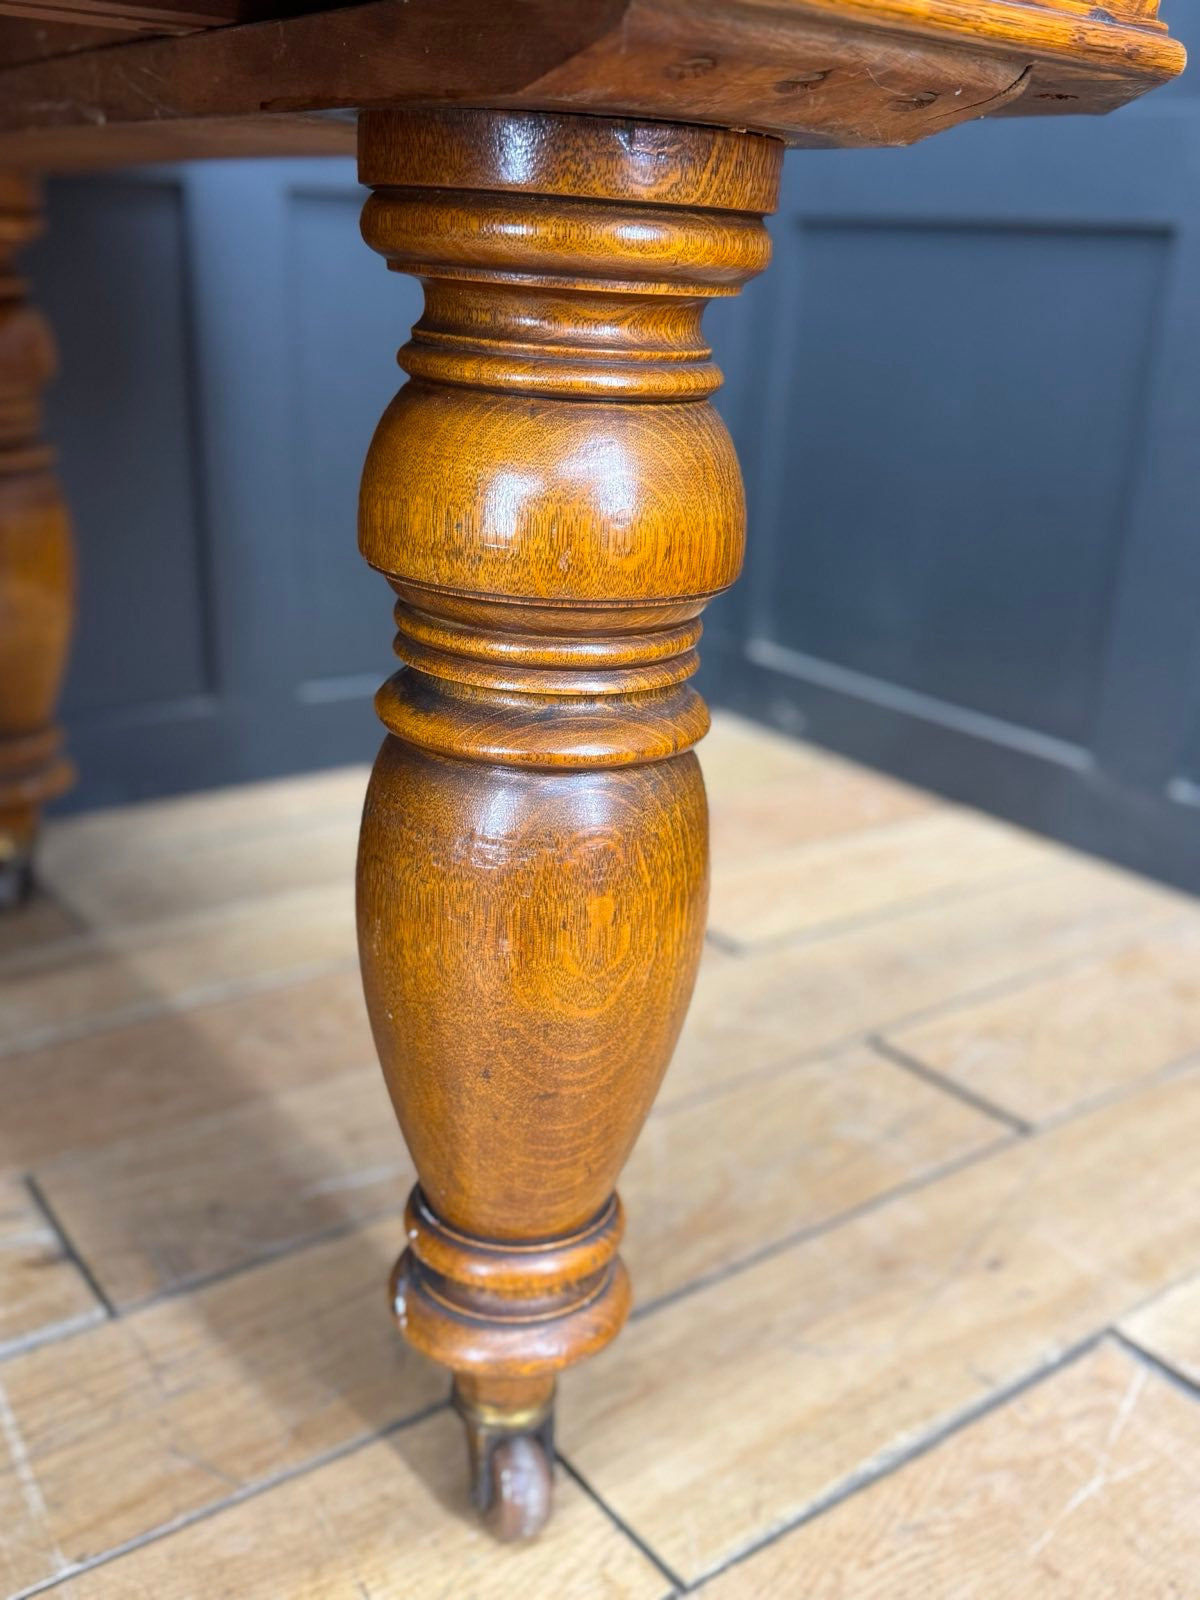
[
  {"x1": 355, "y1": 109, "x2": 782, "y2": 1537},
  {"x1": 0, "y1": 175, "x2": 73, "y2": 909}
]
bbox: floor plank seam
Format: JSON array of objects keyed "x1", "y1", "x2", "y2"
[
  {"x1": 556, "y1": 1453, "x2": 687, "y2": 1595},
  {"x1": 683, "y1": 1329, "x2": 1108, "y2": 1594},
  {"x1": 630, "y1": 1132, "x2": 1017, "y2": 1325},
  {"x1": 1030, "y1": 1043, "x2": 1200, "y2": 1138},
  {"x1": 33, "y1": 1123, "x2": 1019, "y2": 1350},
  {"x1": 1111, "y1": 1328, "x2": 1200, "y2": 1404},
  {"x1": 23, "y1": 1172, "x2": 117, "y2": 1322},
  {"x1": 865, "y1": 902, "x2": 1200, "y2": 1036},
  {"x1": 8, "y1": 743, "x2": 1200, "y2": 1590},
  {"x1": 0, "y1": 897, "x2": 285, "y2": 985},
  {"x1": 45, "y1": 796, "x2": 367, "y2": 868},
  {"x1": 6, "y1": 1397, "x2": 452, "y2": 1600},
  {"x1": 0, "y1": 935, "x2": 100, "y2": 984},
  {"x1": 0, "y1": 953, "x2": 359, "y2": 1061},
  {"x1": 656, "y1": 911, "x2": 1192, "y2": 1125},
  {"x1": 39, "y1": 1030, "x2": 1200, "y2": 1358},
  {"x1": 868, "y1": 1035, "x2": 1034, "y2": 1135},
  {"x1": 110, "y1": 1202, "x2": 403, "y2": 1318},
  {"x1": 0, "y1": 1307, "x2": 108, "y2": 1367},
  {"x1": 1, "y1": 888, "x2": 94, "y2": 951},
  {"x1": 712, "y1": 857, "x2": 1065, "y2": 959},
  {"x1": 17, "y1": 1127, "x2": 1017, "y2": 1352},
  {"x1": 850, "y1": 906, "x2": 1191, "y2": 1034}
]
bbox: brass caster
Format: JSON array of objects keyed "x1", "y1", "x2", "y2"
[{"x1": 454, "y1": 1377, "x2": 555, "y2": 1540}]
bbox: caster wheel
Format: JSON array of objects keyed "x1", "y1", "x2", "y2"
[{"x1": 482, "y1": 1435, "x2": 553, "y2": 1541}]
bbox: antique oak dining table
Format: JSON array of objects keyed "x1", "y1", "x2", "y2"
[{"x1": 0, "y1": 0, "x2": 1185, "y2": 1542}]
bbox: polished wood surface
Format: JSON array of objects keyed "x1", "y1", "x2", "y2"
[
  {"x1": 352, "y1": 107, "x2": 780, "y2": 1530},
  {"x1": 0, "y1": 174, "x2": 72, "y2": 908},
  {"x1": 0, "y1": 0, "x2": 1184, "y2": 168},
  {"x1": 0, "y1": 0, "x2": 1184, "y2": 1553},
  {"x1": 6, "y1": 725, "x2": 1200, "y2": 1590}
]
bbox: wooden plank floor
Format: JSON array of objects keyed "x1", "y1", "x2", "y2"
[{"x1": 3, "y1": 712, "x2": 1200, "y2": 1596}]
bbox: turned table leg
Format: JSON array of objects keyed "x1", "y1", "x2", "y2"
[
  {"x1": 354, "y1": 109, "x2": 781, "y2": 1536},
  {"x1": 0, "y1": 176, "x2": 73, "y2": 909}
]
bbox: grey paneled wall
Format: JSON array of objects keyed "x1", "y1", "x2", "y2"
[
  {"x1": 26, "y1": 16, "x2": 1200, "y2": 889},
  {"x1": 32, "y1": 174, "x2": 210, "y2": 721},
  {"x1": 286, "y1": 187, "x2": 407, "y2": 695},
  {"x1": 30, "y1": 161, "x2": 420, "y2": 807},
  {"x1": 707, "y1": 0, "x2": 1200, "y2": 892},
  {"x1": 751, "y1": 220, "x2": 1168, "y2": 746}
]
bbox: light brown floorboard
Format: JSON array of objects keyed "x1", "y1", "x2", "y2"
[
  {"x1": 39, "y1": 1411, "x2": 666, "y2": 1600},
  {"x1": 4, "y1": 727, "x2": 1199, "y2": 1599},
  {"x1": 0, "y1": 1218, "x2": 445, "y2": 1596},
  {"x1": 0, "y1": 881, "x2": 355, "y2": 1056},
  {"x1": 31, "y1": 1040, "x2": 999, "y2": 1310},
  {"x1": 41, "y1": 765, "x2": 369, "y2": 870},
  {"x1": 33, "y1": 1069, "x2": 412, "y2": 1307},
  {"x1": 886, "y1": 917, "x2": 1200, "y2": 1124},
  {"x1": 560, "y1": 1063, "x2": 1200, "y2": 1583},
  {"x1": 0, "y1": 1178, "x2": 103, "y2": 1359},
  {"x1": 0, "y1": 893, "x2": 80, "y2": 967},
  {"x1": 1121, "y1": 1270, "x2": 1200, "y2": 1391},
  {"x1": 697, "y1": 1340, "x2": 1200, "y2": 1599},
  {"x1": 707, "y1": 808, "x2": 1060, "y2": 949},
  {"x1": 708, "y1": 755, "x2": 932, "y2": 866},
  {"x1": 668, "y1": 857, "x2": 1181, "y2": 1107},
  {"x1": 623, "y1": 1043, "x2": 1001, "y2": 1311},
  {"x1": 0, "y1": 968, "x2": 374, "y2": 1176},
  {"x1": 698, "y1": 711, "x2": 826, "y2": 802},
  {"x1": 38, "y1": 812, "x2": 358, "y2": 931}
]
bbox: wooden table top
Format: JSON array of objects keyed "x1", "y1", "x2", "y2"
[{"x1": 0, "y1": 0, "x2": 1186, "y2": 172}]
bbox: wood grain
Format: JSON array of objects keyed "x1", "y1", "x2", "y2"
[
  {"x1": 561, "y1": 1061, "x2": 1200, "y2": 1581},
  {"x1": 36, "y1": 1068, "x2": 413, "y2": 1305},
  {"x1": 0, "y1": 173, "x2": 73, "y2": 898},
  {"x1": 0, "y1": 878, "x2": 355, "y2": 1053},
  {"x1": 699, "y1": 1339, "x2": 1200, "y2": 1599},
  {"x1": 0, "y1": 885, "x2": 76, "y2": 961},
  {"x1": 28, "y1": 1036, "x2": 996, "y2": 1311},
  {"x1": 0, "y1": 1217, "x2": 445, "y2": 1595},
  {"x1": 0, "y1": 0, "x2": 1183, "y2": 169},
  {"x1": 39, "y1": 805, "x2": 357, "y2": 928},
  {"x1": 1122, "y1": 1271, "x2": 1200, "y2": 1391},
  {"x1": 0, "y1": 1175, "x2": 101, "y2": 1357},
  {"x1": 352, "y1": 113, "x2": 782, "y2": 1514},
  {"x1": 708, "y1": 754, "x2": 932, "y2": 866},
  {"x1": 887, "y1": 916, "x2": 1200, "y2": 1124},
  {"x1": 0, "y1": 967, "x2": 373, "y2": 1174},
  {"x1": 352, "y1": 96, "x2": 1189, "y2": 1502},
  {"x1": 667, "y1": 855, "x2": 1181, "y2": 1106},
  {"x1": 708, "y1": 807, "x2": 1058, "y2": 949},
  {"x1": 3, "y1": 733, "x2": 1199, "y2": 1587},
  {"x1": 30, "y1": 1410, "x2": 666, "y2": 1600}
]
